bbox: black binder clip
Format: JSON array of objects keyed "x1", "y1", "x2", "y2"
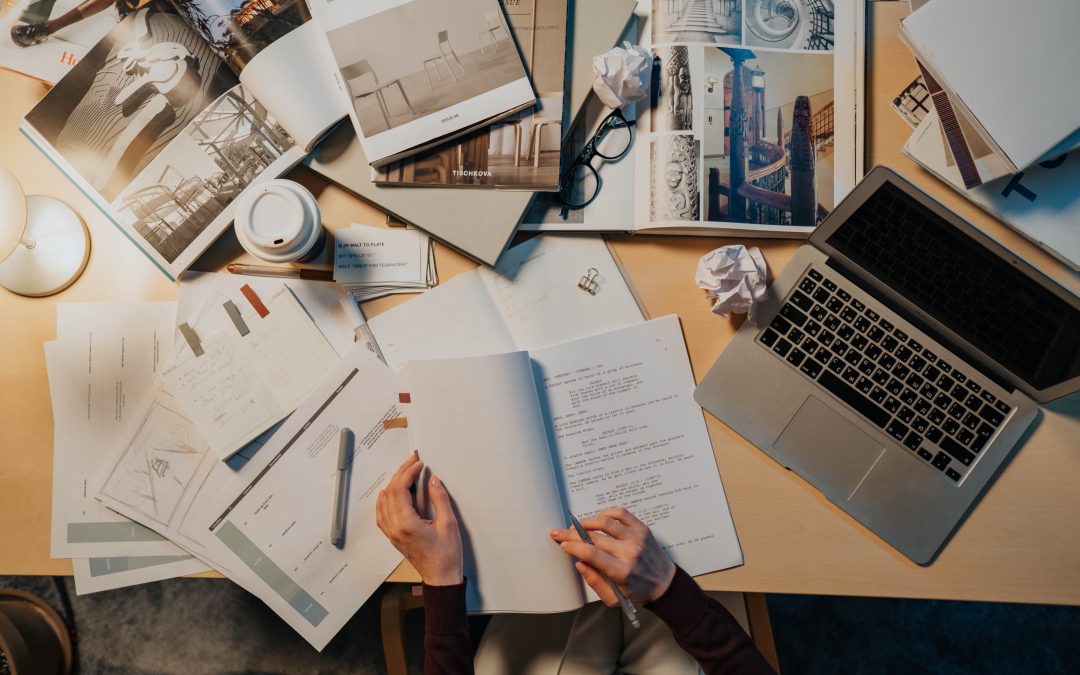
[{"x1": 577, "y1": 268, "x2": 600, "y2": 295}]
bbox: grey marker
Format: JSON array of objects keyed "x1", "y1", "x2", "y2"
[{"x1": 331, "y1": 428, "x2": 352, "y2": 548}]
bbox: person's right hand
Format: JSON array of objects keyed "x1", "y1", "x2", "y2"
[{"x1": 549, "y1": 507, "x2": 676, "y2": 606}]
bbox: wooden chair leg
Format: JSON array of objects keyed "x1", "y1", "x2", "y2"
[
  {"x1": 514, "y1": 123, "x2": 521, "y2": 167},
  {"x1": 744, "y1": 593, "x2": 781, "y2": 674},
  {"x1": 381, "y1": 584, "x2": 426, "y2": 675}
]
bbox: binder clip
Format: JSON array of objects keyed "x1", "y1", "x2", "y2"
[{"x1": 577, "y1": 268, "x2": 600, "y2": 295}]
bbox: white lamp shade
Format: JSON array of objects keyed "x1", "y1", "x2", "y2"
[{"x1": 0, "y1": 165, "x2": 28, "y2": 262}]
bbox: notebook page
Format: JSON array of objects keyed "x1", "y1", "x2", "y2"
[
  {"x1": 481, "y1": 235, "x2": 644, "y2": 350},
  {"x1": 368, "y1": 271, "x2": 516, "y2": 371},
  {"x1": 531, "y1": 316, "x2": 744, "y2": 576},
  {"x1": 404, "y1": 351, "x2": 583, "y2": 613}
]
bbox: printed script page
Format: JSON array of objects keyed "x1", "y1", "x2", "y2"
[
  {"x1": 404, "y1": 351, "x2": 584, "y2": 613},
  {"x1": 531, "y1": 316, "x2": 744, "y2": 576}
]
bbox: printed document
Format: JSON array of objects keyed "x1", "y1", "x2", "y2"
[{"x1": 402, "y1": 316, "x2": 742, "y2": 613}]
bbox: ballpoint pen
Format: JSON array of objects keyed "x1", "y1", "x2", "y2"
[
  {"x1": 227, "y1": 262, "x2": 334, "y2": 281},
  {"x1": 339, "y1": 296, "x2": 387, "y2": 364},
  {"x1": 569, "y1": 512, "x2": 640, "y2": 629},
  {"x1": 330, "y1": 428, "x2": 352, "y2": 548}
]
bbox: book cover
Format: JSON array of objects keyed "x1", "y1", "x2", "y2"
[
  {"x1": 372, "y1": 0, "x2": 568, "y2": 191},
  {"x1": 307, "y1": 0, "x2": 537, "y2": 168}
]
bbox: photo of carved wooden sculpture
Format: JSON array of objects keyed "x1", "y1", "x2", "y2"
[
  {"x1": 744, "y1": 0, "x2": 835, "y2": 51},
  {"x1": 704, "y1": 47, "x2": 834, "y2": 227},
  {"x1": 654, "y1": 45, "x2": 693, "y2": 131},
  {"x1": 652, "y1": 0, "x2": 741, "y2": 46},
  {"x1": 651, "y1": 134, "x2": 700, "y2": 221}
]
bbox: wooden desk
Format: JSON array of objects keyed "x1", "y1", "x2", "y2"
[{"x1": 2, "y1": 2, "x2": 1078, "y2": 604}]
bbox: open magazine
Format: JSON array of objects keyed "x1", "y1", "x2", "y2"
[
  {"x1": 371, "y1": 0, "x2": 569, "y2": 191},
  {"x1": 631, "y1": 0, "x2": 864, "y2": 238},
  {"x1": 0, "y1": 0, "x2": 149, "y2": 84},
  {"x1": 306, "y1": 0, "x2": 536, "y2": 168},
  {"x1": 20, "y1": 0, "x2": 346, "y2": 280}
]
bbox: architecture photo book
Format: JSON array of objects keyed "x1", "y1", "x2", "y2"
[
  {"x1": 20, "y1": 0, "x2": 347, "y2": 280},
  {"x1": 628, "y1": 0, "x2": 864, "y2": 238},
  {"x1": 371, "y1": 0, "x2": 568, "y2": 191},
  {"x1": 306, "y1": 0, "x2": 537, "y2": 168}
]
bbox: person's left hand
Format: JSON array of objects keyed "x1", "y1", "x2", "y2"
[{"x1": 375, "y1": 451, "x2": 463, "y2": 586}]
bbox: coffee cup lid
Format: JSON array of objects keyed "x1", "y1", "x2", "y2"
[{"x1": 234, "y1": 180, "x2": 321, "y2": 263}]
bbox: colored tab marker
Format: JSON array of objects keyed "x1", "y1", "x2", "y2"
[
  {"x1": 223, "y1": 300, "x2": 250, "y2": 337},
  {"x1": 178, "y1": 322, "x2": 204, "y2": 357},
  {"x1": 240, "y1": 283, "x2": 269, "y2": 318},
  {"x1": 398, "y1": 393, "x2": 411, "y2": 403},
  {"x1": 383, "y1": 417, "x2": 408, "y2": 430}
]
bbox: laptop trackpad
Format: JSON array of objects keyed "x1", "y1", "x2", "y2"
[{"x1": 773, "y1": 396, "x2": 886, "y2": 499}]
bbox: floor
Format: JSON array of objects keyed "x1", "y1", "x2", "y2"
[{"x1": 2, "y1": 575, "x2": 1077, "y2": 674}]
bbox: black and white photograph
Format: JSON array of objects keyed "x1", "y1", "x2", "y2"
[
  {"x1": 111, "y1": 83, "x2": 295, "y2": 263},
  {"x1": 24, "y1": 2, "x2": 235, "y2": 200},
  {"x1": 167, "y1": 0, "x2": 311, "y2": 73},
  {"x1": 744, "y1": 0, "x2": 836, "y2": 51},
  {"x1": 652, "y1": 0, "x2": 742, "y2": 46},
  {"x1": 326, "y1": 0, "x2": 528, "y2": 138},
  {"x1": 651, "y1": 134, "x2": 700, "y2": 221},
  {"x1": 654, "y1": 45, "x2": 695, "y2": 132},
  {"x1": 702, "y1": 47, "x2": 834, "y2": 227}
]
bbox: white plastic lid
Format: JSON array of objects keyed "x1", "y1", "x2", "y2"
[{"x1": 234, "y1": 180, "x2": 322, "y2": 263}]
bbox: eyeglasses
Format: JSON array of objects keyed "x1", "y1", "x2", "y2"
[{"x1": 558, "y1": 109, "x2": 635, "y2": 217}]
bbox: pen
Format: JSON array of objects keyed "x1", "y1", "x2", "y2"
[
  {"x1": 339, "y1": 296, "x2": 387, "y2": 364},
  {"x1": 569, "y1": 513, "x2": 640, "y2": 629},
  {"x1": 227, "y1": 262, "x2": 334, "y2": 281},
  {"x1": 331, "y1": 428, "x2": 352, "y2": 548}
]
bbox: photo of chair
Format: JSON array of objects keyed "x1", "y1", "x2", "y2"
[
  {"x1": 478, "y1": 10, "x2": 509, "y2": 54},
  {"x1": 526, "y1": 116, "x2": 561, "y2": 168},
  {"x1": 423, "y1": 30, "x2": 467, "y2": 89},
  {"x1": 341, "y1": 59, "x2": 416, "y2": 131}
]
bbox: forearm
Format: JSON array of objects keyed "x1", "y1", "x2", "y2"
[
  {"x1": 646, "y1": 567, "x2": 776, "y2": 675},
  {"x1": 422, "y1": 581, "x2": 474, "y2": 675}
]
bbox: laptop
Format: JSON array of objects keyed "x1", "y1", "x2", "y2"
[{"x1": 694, "y1": 167, "x2": 1080, "y2": 564}]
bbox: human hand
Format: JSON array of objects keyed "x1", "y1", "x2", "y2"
[
  {"x1": 550, "y1": 507, "x2": 676, "y2": 606},
  {"x1": 376, "y1": 451, "x2": 463, "y2": 586}
]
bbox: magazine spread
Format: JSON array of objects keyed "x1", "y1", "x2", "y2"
[
  {"x1": 372, "y1": 0, "x2": 568, "y2": 191},
  {"x1": 633, "y1": 0, "x2": 863, "y2": 237},
  {"x1": 306, "y1": 0, "x2": 537, "y2": 168},
  {"x1": 0, "y1": 0, "x2": 149, "y2": 84},
  {"x1": 20, "y1": 0, "x2": 345, "y2": 280}
]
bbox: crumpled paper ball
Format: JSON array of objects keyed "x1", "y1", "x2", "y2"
[
  {"x1": 695, "y1": 245, "x2": 769, "y2": 319},
  {"x1": 592, "y1": 42, "x2": 652, "y2": 109}
]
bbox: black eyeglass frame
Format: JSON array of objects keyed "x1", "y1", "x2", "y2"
[{"x1": 558, "y1": 108, "x2": 636, "y2": 216}]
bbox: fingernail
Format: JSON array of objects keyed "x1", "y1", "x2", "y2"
[
  {"x1": 430, "y1": 474, "x2": 441, "y2": 488},
  {"x1": 560, "y1": 542, "x2": 568, "y2": 549},
  {"x1": 549, "y1": 529, "x2": 558, "y2": 538}
]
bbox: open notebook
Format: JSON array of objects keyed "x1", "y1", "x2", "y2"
[{"x1": 401, "y1": 316, "x2": 743, "y2": 613}]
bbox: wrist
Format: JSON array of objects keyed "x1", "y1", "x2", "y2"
[
  {"x1": 646, "y1": 560, "x2": 677, "y2": 603},
  {"x1": 420, "y1": 567, "x2": 464, "y2": 587}
]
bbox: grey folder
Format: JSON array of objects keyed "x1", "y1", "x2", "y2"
[{"x1": 306, "y1": 0, "x2": 638, "y2": 266}]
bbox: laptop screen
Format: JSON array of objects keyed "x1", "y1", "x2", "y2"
[{"x1": 825, "y1": 182, "x2": 1080, "y2": 391}]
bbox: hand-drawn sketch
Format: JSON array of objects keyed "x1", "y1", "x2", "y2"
[
  {"x1": 99, "y1": 395, "x2": 211, "y2": 527},
  {"x1": 651, "y1": 134, "x2": 700, "y2": 221},
  {"x1": 655, "y1": 45, "x2": 693, "y2": 132},
  {"x1": 744, "y1": 0, "x2": 835, "y2": 51}
]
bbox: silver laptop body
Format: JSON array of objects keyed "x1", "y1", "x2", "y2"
[{"x1": 694, "y1": 167, "x2": 1080, "y2": 564}]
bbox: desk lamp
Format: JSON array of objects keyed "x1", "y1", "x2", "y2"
[{"x1": 0, "y1": 165, "x2": 88, "y2": 296}]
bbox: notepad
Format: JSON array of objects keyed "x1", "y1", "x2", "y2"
[{"x1": 162, "y1": 285, "x2": 339, "y2": 460}]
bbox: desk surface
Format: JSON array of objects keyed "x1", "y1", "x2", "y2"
[{"x1": 2, "y1": 2, "x2": 1078, "y2": 605}]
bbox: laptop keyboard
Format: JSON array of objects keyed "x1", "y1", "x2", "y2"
[{"x1": 758, "y1": 267, "x2": 1013, "y2": 483}]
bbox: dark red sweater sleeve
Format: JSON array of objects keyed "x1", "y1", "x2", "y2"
[
  {"x1": 422, "y1": 581, "x2": 474, "y2": 675},
  {"x1": 645, "y1": 566, "x2": 777, "y2": 675}
]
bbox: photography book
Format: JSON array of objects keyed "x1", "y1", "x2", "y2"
[
  {"x1": 371, "y1": 0, "x2": 568, "y2": 191},
  {"x1": 20, "y1": 0, "x2": 347, "y2": 280},
  {"x1": 622, "y1": 0, "x2": 864, "y2": 239},
  {"x1": 306, "y1": 0, "x2": 536, "y2": 168},
  {"x1": 0, "y1": 0, "x2": 149, "y2": 84},
  {"x1": 401, "y1": 316, "x2": 743, "y2": 613}
]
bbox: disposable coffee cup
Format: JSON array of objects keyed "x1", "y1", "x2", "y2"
[{"x1": 234, "y1": 180, "x2": 325, "y2": 263}]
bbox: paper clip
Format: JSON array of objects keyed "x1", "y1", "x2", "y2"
[{"x1": 578, "y1": 268, "x2": 600, "y2": 295}]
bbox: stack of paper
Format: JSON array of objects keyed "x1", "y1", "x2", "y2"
[
  {"x1": 897, "y1": 0, "x2": 1080, "y2": 270},
  {"x1": 333, "y1": 224, "x2": 437, "y2": 301}
]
